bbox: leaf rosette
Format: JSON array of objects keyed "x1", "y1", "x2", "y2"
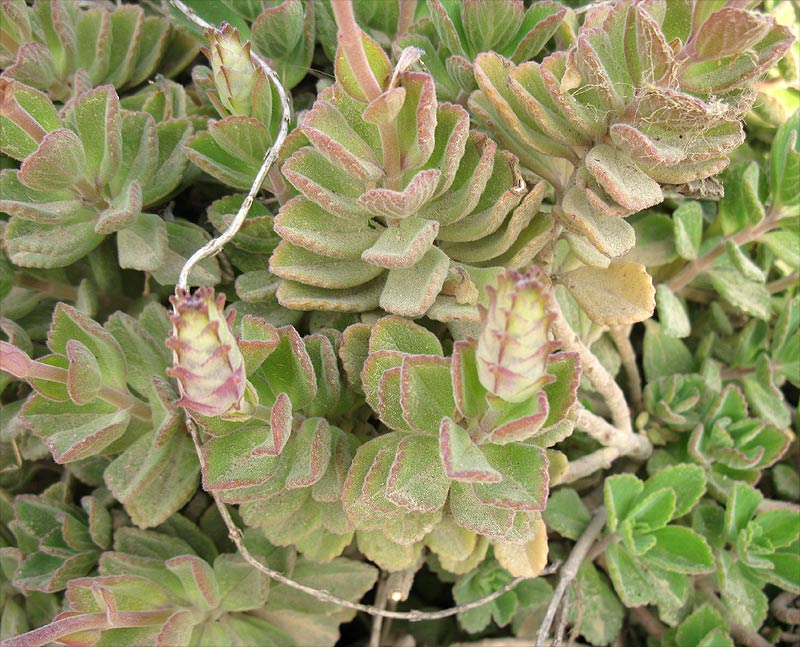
[
  {"x1": 470, "y1": 0, "x2": 793, "y2": 265},
  {"x1": 339, "y1": 273, "x2": 579, "y2": 575},
  {"x1": 269, "y1": 34, "x2": 554, "y2": 317}
]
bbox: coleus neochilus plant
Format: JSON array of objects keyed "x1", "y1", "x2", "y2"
[{"x1": 0, "y1": 0, "x2": 798, "y2": 646}]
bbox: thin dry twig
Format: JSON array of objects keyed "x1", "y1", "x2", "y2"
[
  {"x1": 169, "y1": 0, "x2": 291, "y2": 291},
  {"x1": 608, "y1": 326, "x2": 642, "y2": 413},
  {"x1": 535, "y1": 509, "x2": 606, "y2": 647}
]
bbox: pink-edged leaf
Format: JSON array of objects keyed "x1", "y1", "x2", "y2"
[
  {"x1": 400, "y1": 354, "x2": 456, "y2": 434},
  {"x1": 238, "y1": 315, "x2": 280, "y2": 376},
  {"x1": 361, "y1": 217, "x2": 440, "y2": 269},
  {"x1": 486, "y1": 390, "x2": 550, "y2": 444},
  {"x1": 339, "y1": 322, "x2": 371, "y2": 393},
  {"x1": 542, "y1": 351, "x2": 580, "y2": 426},
  {"x1": 377, "y1": 366, "x2": 412, "y2": 432},
  {"x1": 284, "y1": 417, "x2": 332, "y2": 489},
  {"x1": 357, "y1": 169, "x2": 441, "y2": 219},
  {"x1": 452, "y1": 339, "x2": 489, "y2": 420},
  {"x1": 202, "y1": 425, "x2": 283, "y2": 491},
  {"x1": 164, "y1": 555, "x2": 220, "y2": 611},
  {"x1": 585, "y1": 144, "x2": 663, "y2": 212},
  {"x1": 361, "y1": 349, "x2": 404, "y2": 414},
  {"x1": 18, "y1": 128, "x2": 86, "y2": 191},
  {"x1": 473, "y1": 443, "x2": 550, "y2": 511},
  {"x1": 449, "y1": 482, "x2": 515, "y2": 539},
  {"x1": 380, "y1": 246, "x2": 451, "y2": 317},
  {"x1": 304, "y1": 333, "x2": 342, "y2": 414},
  {"x1": 252, "y1": 392, "x2": 292, "y2": 457},
  {"x1": 385, "y1": 435, "x2": 449, "y2": 512},
  {"x1": 439, "y1": 417, "x2": 502, "y2": 483}
]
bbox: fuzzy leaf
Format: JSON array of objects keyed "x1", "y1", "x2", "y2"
[
  {"x1": 400, "y1": 355, "x2": 456, "y2": 434},
  {"x1": 439, "y1": 417, "x2": 501, "y2": 483},
  {"x1": 386, "y1": 435, "x2": 449, "y2": 512},
  {"x1": 563, "y1": 262, "x2": 655, "y2": 325}
]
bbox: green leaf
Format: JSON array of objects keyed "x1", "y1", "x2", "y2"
[
  {"x1": 116, "y1": 212, "x2": 167, "y2": 272},
  {"x1": 741, "y1": 354, "x2": 791, "y2": 428},
  {"x1": 369, "y1": 316, "x2": 443, "y2": 356},
  {"x1": 643, "y1": 321, "x2": 695, "y2": 381},
  {"x1": 656, "y1": 284, "x2": 690, "y2": 338},
  {"x1": 605, "y1": 542, "x2": 652, "y2": 607},
  {"x1": 604, "y1": 474, "x2": 644, "y2": 531},
  {"x1": 566, "y1": 562, "x2": 623, "y2": 647},
  {"x1": 642, "y1": 464, "x2": 706, "y2": 519},
  {"x1": 724, "y1": 482, "x2": 763, "y2": 541},
  {"x1": 718, "y1": 163, "x2": 764, "y2": 236},
  {"x1": 259, "y1": 326, "x2": 317, "y2": 410},
  {"x1": 452, "y1": 339, "x2": 488, "y2": 420},
  {"x1": 675, "y1": 604, "x2": 730, "y2": 647},
  {"x1": 49, "y1": 303, "x2": 127, "y2": 392},
  {"x1": 399, "y1": 355, "x2": 456, "y2": 434},
  {"x1": 709, "y1": 260, "x2": 771, "y2": 320},
  {"x1": 762, "y1": 230, "x2": 800, "y2": 269},
  {"x1": 626, "y1": 488, "x2": 676, "y2": 532},
  {"x1": 386, "y1": 435, "x2": 449, "y2": 512},
  {"x1": 104, "y1": 429, "x2": 199, "y2": 528},
  {"x1": 439, "y1": 417, "x2": 501, "y2": 483},
  {"x1": 543, "y1": 488, "x2": 591, "y2": 540},
  {"x1": 673, "y1": 201, "x2": 703, "y2": 260},
  {"x1": 770, "y1": 110, "x2": 799, "y2": 215},
  {"x1": 643, "y1": 526, "x2": 714, "y2": 574}
]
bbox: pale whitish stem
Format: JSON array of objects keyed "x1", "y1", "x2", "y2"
[
  {"x1": 772, "y1": 592, "x2": 800, "y2": 625},
  {"x1": 184, "y1": 416, "x2": 557, "y2": 620},
  {"x1": 608, "y1": 325, "x2": 642, "y2": 413},
  {"x1": 369, "y1": 574, "x2": 389, "y2": 647},
  {"x1": 561, "y1": 447, "x2": 620, "y2": 484},
  {"x1": 170, "y1": 0, "x2": 291, "y2": 291},
  {"x1": 535, "y1": 509, "x2": 606, "y2": 647},
  {"x1": 397, "y1": 0, "x2": 417, "y2": 37},
  {"x1": 550, "y1": 299, "x2": 633, "y2": 434}
]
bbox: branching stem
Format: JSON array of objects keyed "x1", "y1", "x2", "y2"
[
  {"x1": 535, "y1": 508, "x2": 606, "y2": 647},
  {"x1": 667, "y1": 204, "x2": 782, "y2": 292},
  {"x1": 608, "y1": 325, "x2": 642, "y2": 413}
]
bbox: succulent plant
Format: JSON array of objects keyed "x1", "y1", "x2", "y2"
[
  {"x1": 184, "y1": 24, "x2": 289, "y2": 196},
  {"x1": 645, "y1": 376, "x2": 792, "y2": 499},
  {"x1": 269, "y1": 33, "x2": 555, "y2": 317},
  {"x1": 339, "y1": 272, "x2": 578, "y2": 574},
  {"x1": 0, "y1": 80, "x2": 214, "y2": 282},
  {"x1": 0, "y1": 0, "x2": 200, "y2": 102},
  {"x1": 470, "y1": 0, "x2": 793, "y2": 265},
  {"x1": 398, "y1": 0, "x2": 567, "y2": 101}
]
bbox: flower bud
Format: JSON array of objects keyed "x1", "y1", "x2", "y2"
[
  {"x1": 204, "y1": 22, "x2": 258, "y2": 116},
  {"x1": 476, "y1": 266, "x2": 557, "y2": 403},
  {"x1": 166, "y1": 287, "x2": 246, "y2": 418}
]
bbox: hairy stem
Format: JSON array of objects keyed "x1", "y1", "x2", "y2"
[
  {"x1": 561, "y1": 447, "x2": 619, "y2": 484},
  {"x1": 608, "y1": 325, "x2": 642, "y2": 413},
  {"x1": 535, "y1": 508, "x2": 606, "y2": 647},
  {"x1": 397, "y1": 0, "x2": 417, "y2": 37},
  {"x1": 0, "y1": 609, "x2": 173, "y2": 647},
  {"x1": 330, "y1": 0, "x2": 402, "y2": 190},
  {"x1": 551, "y1": 300, "x2": 634, "y2": 434}
]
